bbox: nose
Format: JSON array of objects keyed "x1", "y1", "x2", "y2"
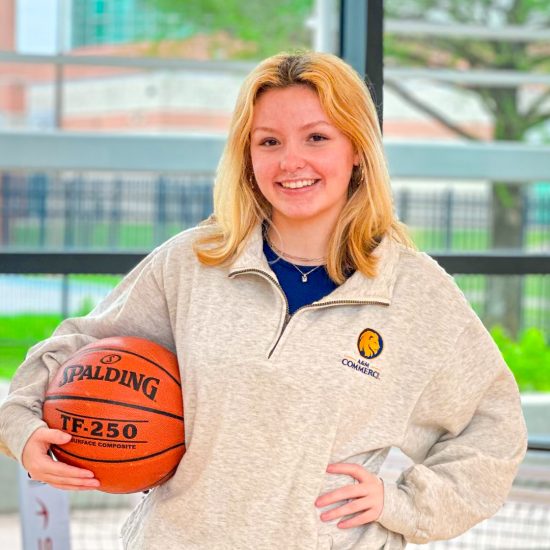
[{"x1": 279, "y1": 145, "x2": 306, "y2": 173}]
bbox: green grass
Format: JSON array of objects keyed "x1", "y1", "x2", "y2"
[
  {"x1": 410, "y1": 228, "x2": 489, "y2": 250},
  {"x1": 0, "y1": 345, "x2": 31, "y2": 379},
  {"x1": 15, "y1": 222, "x2": 549, "y2": 252},
  {"x1": 11, "y1": 222, "x2": 187, "y2": 250},
  {"x1": 69, "y1": 274, "x2": 122, "y2": 286},
  {"x1": 0, "y1": 314, "x2": 63, "y2": 379},
  {"x1": 492, "y1": 326, "x2": 550, "y2": 392},
  {"x1": 0, "y1": 314, "x2": 62, "y2": 340},
  {"x1": 409, "y1": 228, "x2": 550, "y2": 251}
]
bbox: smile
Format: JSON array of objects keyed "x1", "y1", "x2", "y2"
[{"x1": 278, "y1": 179, "x2": 319, "y2": 189}]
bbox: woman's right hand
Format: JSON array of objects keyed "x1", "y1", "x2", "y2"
[{"x1": 22, "y1": 427, "x2": 100, "y2": 491}]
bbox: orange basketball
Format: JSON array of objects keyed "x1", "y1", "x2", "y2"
[{"x1": 43, "y1": 336, "x2": 185, "y2": 494}]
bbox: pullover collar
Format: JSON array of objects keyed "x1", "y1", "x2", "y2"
[{"x1": 228, "y1": 224, "x2": 400, "y2": 306}]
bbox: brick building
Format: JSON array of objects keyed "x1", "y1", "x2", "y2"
[{"x1": 0, "y1": 0, "x2": 493, "y2": 138}]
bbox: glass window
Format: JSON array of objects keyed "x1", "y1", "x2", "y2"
[
  {"x1": 383, "y1": 1, "x2": 550, "y2": 341},
  {"x1": 15, "y1": 0, "x2": 59, "y2": 55},
  {"x1": 51, "y1": 0, "x2": 338, "y2": 135},
  {"x1": 383, "y1": 2, "x2": 549, "y2": 145},
  {"x1": 0, "y1": 63, "x2": 56, "y2": 131}
]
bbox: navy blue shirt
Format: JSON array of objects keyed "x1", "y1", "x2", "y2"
[{"x1": 263, "y1": 239, "x2": 338, "y2": 314}]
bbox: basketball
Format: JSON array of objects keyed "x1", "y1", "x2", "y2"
[{"x1": 42, "y1": 336, "x2": 185, "y2": 494}]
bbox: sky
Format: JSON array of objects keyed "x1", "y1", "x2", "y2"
[{"x1": 16, "y1": 0, "x2": 60, "y2": 54}]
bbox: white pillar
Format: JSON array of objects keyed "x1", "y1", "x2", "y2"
[
  {"x1": 309, "y1": 0, "x2": 339, "y2": 54},
  {"x1": 18, "y1": 466, "x2": 71, "y2": 550}
]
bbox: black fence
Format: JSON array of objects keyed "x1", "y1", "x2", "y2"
[
  {"x1": 0, "y1": 172, "x2": 214, "y2": 250},
  {"x1": 1, "y1": 172, "x2": 549, "y2": 252}
]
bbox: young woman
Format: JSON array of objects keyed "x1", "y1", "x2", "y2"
[{"x1": 0, "y1": 52, "x2": 527, "y2": 549}]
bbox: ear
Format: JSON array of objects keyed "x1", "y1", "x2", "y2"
[{"x1": 353, "y1": 150, "x2": 360, "y2": 166}]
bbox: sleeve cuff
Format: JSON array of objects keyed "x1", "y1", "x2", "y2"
[{"x1": 377, "y1": 479, "x2": 419, "y2": 541}]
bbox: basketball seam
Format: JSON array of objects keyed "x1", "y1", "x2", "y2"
[
  {"x1": 52, "y1": 441, "x2": 185, "y2": 464},
  {"x1": 44, "y1": 395, "x2": 184, "y2": 422},
  {"x1": 53, "y1": 406, "x2": 149, "y2": 423}
]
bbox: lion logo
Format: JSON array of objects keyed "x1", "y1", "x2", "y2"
[{"x1": 357, "y1": 329, "x2": 383, "y2": 359}]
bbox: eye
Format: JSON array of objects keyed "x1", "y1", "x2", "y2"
[
  {"x1": 309, "y1": 133, "x2": 328, "y2": 142},
  {"x1": 259, "y1": 138, "x2": 279, "y2": 147}
]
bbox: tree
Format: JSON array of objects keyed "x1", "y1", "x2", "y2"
[
  {"x1": 140, "y1": 0, "x2": 315, "y2": 59},
  {"x1": 385, "y1": 0, "x2": 550, "y2": 337}
]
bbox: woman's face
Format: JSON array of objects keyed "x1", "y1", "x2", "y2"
[{"x1": 250, "y1": 85, "x2": 358, "y2": 228}]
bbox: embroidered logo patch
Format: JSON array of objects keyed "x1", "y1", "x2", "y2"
[
  {"x1": 357, "y1": 328, "x2": 383, "y2": 359},
  {"x1": 338, "y1": 328, "x2": 384, "y2": 380}
]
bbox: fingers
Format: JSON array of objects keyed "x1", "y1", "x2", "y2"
[
  {"x1": 318, "y1": 496, "x2": 375, "y2": 522},
  {"x1": 23, "y1": 427, "x2": 99, "y2": 490},
  {"x1": 336, "y1": 507, "x2": 382, "y2": 529},
  {"x1": 22, "y1": 427, "x2": 66, "y2": 469},
  {"x1": 35, "y1": 457, "x2": 97, "y2": 481},
  {"x1": 315, "y1": 483, "x2": 366, "y2": 508},
  {"x1": 316, "y1": 462, "x2": 384, "y2": 528},
  {"x1": 27, "y1": 458, "x2": 100, "y2": 490},
  {"x1": 37, "y1": 472, "x2": 101, "y2": 490},
  {"x1": 316, "y1": 463, "x2": 380, "y2": 507},
  {"x1": 41, "y1": 428, "x2": 72, "y2": 445},
  {"x1": 325, "y1": 462, "x2": 374, "y2": 482}
]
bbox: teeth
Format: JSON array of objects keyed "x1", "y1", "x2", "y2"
[{"x1": 280, "y1": 179, "x2": 317, "y2": 189}]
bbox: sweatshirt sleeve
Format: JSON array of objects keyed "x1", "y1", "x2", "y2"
[
  {"x1": 377, "y1": 317, "x2": 527, "y2": 543},
  {"x1": 0, "y1": 247, "x2": 174, "y2": 463}
]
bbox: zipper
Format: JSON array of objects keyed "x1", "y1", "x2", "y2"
[
  {"x1": 229, "y1": 268, "x2": 291, "y2": 358},
  {"x1": 268, "y1": 299, "x2": 389, "y2": 358},
  {"x1": 229, "y1": 268, "x2": 389, "y2": 359},
  {"x1": 293, "y1": 299, "x2": 390, "y2": 312}
]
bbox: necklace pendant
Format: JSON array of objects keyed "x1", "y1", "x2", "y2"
[{"x1": 301, "y1": 274, "x2": 308, "y2": 283}]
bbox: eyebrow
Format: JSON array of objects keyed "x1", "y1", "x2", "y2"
[{"x1": 251, "y1": 120, "x2": 332, "y2": 134}]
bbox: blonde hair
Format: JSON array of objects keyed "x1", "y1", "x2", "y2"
[{"x1": 194, "y1": 51, "x2": 413, "y2": 283}]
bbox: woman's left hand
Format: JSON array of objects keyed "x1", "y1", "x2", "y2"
[{"x1": 315, "y1": 463, "x2": 384, "y2": 529}]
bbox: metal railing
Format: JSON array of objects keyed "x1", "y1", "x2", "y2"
[
  {"x1": 1, "y1": 132, "x2": 550, "y2": 181},
  {"x1": 1, "y1": 250, "x2": 550, "y2": 276}
]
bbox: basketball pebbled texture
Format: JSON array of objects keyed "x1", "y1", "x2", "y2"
[{"x1": 42, "y1": 336, "x2": 185, "y2": 494}]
